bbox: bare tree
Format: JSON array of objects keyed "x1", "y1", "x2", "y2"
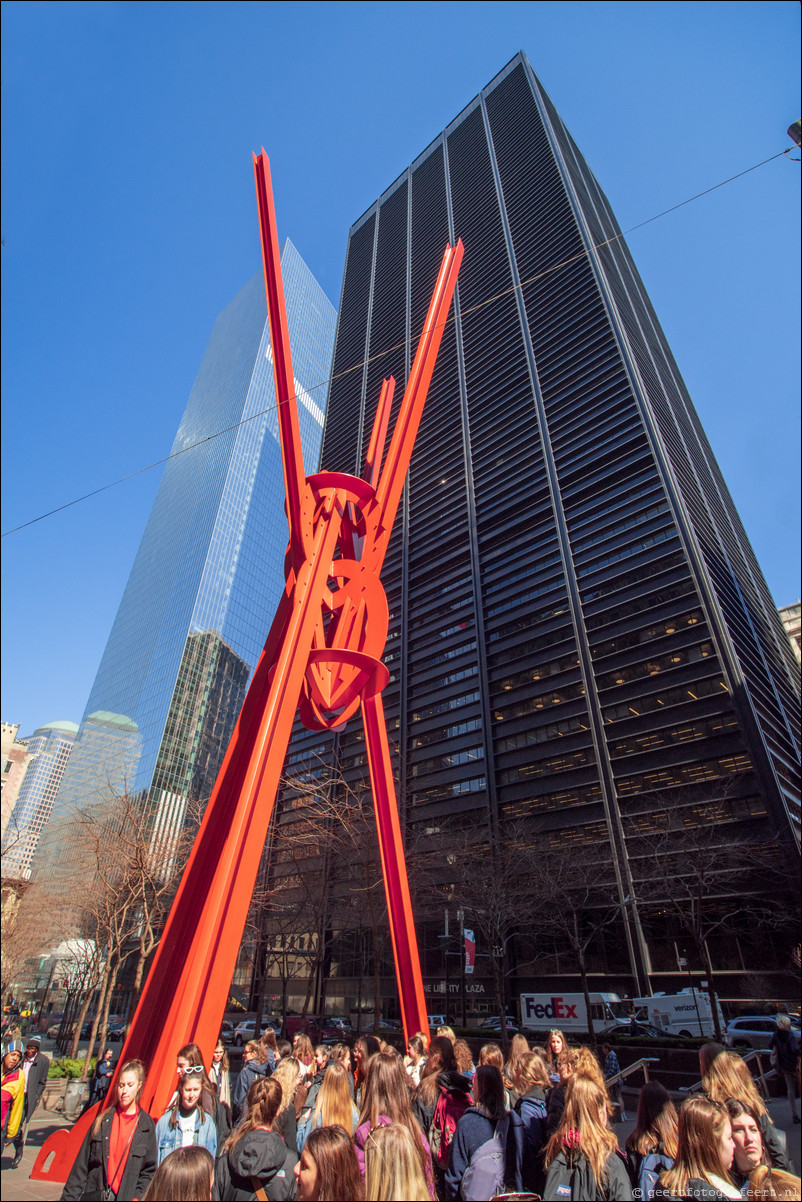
[{"x1": 627, "y1": 784, "x2": 798, "y2": 1042}]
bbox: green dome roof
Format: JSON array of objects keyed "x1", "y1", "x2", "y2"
[{"x1": 35, "y1": 720, "x2": 79, "y2": 735}]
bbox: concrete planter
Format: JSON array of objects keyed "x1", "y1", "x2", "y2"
[
  {"x1": 42, "y1": 1078, "x2": 67, "y2": 1110},
  {"x1": 64, "y1": 1079, "x2": 89, "y2": 1119}
]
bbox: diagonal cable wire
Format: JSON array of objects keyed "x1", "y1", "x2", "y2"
[{"x1": 1, "y1": 148, "x2": 790, "y2": 539}]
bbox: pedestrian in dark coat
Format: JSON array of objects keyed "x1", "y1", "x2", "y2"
[
  {"x1": 91, "y1": 1049, "x2": 115, "y2": 1103},
  {"x1": 445, "y1": 1066, "x2": 523, "y2": 1200},
  {"x1": 213, "y1": 1076, "x2": 296, "y2": 1201},
  {"x1": 769, "y1": 1015, "x2": 800, "y2": 1124},
  {"x1": 232, "y1": 1041, "x2": 272, "y2": 1124},
  {"x1": 61, "y1": 1059, "x2": 157, "y2": 1202},
  {"x1": 9, "y1": 1035, "x2": 51, "y2": 1167}
]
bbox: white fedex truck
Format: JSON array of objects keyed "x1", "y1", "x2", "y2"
[
  {"x1": 632, "y1": 989, "x2": 724, "y2": 1038},
  {"x1": 520, "y1": 992, "x2": 630, "y2": 1034}
]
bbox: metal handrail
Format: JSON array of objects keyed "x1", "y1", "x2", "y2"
[
  {"x1": 680, "y1": 1047, "x2": 776, "y2": 1096},
  {"x1": 606, "y1": 1057, "x2": 659, "y2": 1087}
]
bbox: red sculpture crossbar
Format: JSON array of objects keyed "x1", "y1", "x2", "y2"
[{"x1": 32, "y1": 151, "x2": 462, "y2": 1182}]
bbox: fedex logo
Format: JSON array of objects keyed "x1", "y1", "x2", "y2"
[{"x1": 522, "y1": 996, "x2": 579, "y2": 1020}]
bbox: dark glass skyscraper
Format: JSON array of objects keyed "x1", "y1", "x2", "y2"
[
  {"x1": 34, "y1": 241, "x2": 336, "y2": 889},
  {"x1": 277, "y1": 52, "x2": 799, "y2": 1014}
]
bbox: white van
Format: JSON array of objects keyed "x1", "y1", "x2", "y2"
[
  {"x1": 632, "y1": 989, "x2": 725, "y2": 1038},
  {"x1": 519, "y1": 992, "x2": 630, "y2": 1034}
]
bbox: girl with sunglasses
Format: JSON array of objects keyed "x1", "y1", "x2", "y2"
[
  {"x1": 175, "y1": 1042, "x2": 231, "y2": 1144},
  {"x1": 156, "y1": 1063, "x2": 217, "y2": 1164}
]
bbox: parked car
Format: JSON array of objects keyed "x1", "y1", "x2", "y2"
[
  {"x1": 107, "y1": 1022, "x2": 128, "y2": 1042},
  {"x1": 232, "y1": 1020, "x2": 258, "y2": 1046},
  {"x1": 724, "y1": 1016, "x2": 801, "y2": 1050},
  {"x1": 475, "y1": 1016, "x2": 519, "y2": 1033},
  {"x1": 600, "y1": 1020, "x2": 667, "y2": 1040},
  {"x1": 219, "y1": 1020, "x2": 235, "y2": 1044},
  {"x1": 233, "y1": 1014, "x2": 281, "y2": 1043},
  {"x1": 324, "y1": 1016, "x2": 352, "y2": 1035}
]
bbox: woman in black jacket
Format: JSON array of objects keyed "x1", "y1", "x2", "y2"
[
  {"x1": 213, "y1": 1076, "x2": 296, "y2": 1202},
  {"x1": 62, "y1": 1058, "x2": 157, "y2": 1202}
]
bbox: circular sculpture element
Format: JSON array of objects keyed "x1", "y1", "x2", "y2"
[{"x1": 298, "y1": 472, "x2": 390, "y2": 731}]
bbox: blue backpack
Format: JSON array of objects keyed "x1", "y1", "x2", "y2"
[
  {"x1": 460, "y1": 1114, "x2": 510, "y2": 1201},
  {"x1": 637, "y1": 1150, "x2": 674, "y2": 1201}
]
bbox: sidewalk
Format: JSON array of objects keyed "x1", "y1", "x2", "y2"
[{"x1": 0, "y1": 1102, "x2": 71, "y2": 1201}]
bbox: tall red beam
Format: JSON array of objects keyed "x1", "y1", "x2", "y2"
[{"x1": 33, "y1": 152, "x2": 462, "y2": 1184}]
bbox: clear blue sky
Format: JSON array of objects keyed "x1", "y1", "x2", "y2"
[{"x1": 1, "y1": 0, "x2": 799, "y2": 736}]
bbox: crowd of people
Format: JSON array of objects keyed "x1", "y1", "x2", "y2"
[{"x1": 1, "y1": 1019, "x2": 800, "y2": 1200}]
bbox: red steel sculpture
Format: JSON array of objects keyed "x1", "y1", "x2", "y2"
[{"x1": 33, "y1": 151, "x2": 463, "y2": 1183}]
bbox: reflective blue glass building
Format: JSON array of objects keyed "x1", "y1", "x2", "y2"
[{"x1": 34, "y1": 240, "x2": 336, "y2": 878}]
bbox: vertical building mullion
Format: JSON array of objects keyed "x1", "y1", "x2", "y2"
[
  {"x1": 398, "y1": 169, "x2": 413, "y2": 831},
  {"x1": 478, "y1": 90, "x2": 649, "y2": 994},
  {"x1": 442, "y1": 133, "x2": 502, "y2": 843}
]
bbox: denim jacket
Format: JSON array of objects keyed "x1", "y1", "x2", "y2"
[{"x1": 155, "y1": 1106, "x2": 217, "y2": 1163}]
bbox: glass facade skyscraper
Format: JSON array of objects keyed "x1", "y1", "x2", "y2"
[
  {"x1": 274, "y1": 52, "x2": 800, "y2": 1014},
  {"x1": 34, "y1": 240, "x2": 336, "y2": 882},
  {"x1": 2, "y1": 721, "x2": 78, "y2": 880}
]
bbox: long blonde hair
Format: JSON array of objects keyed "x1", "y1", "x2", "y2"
[
  {"x1": 573, "y1": 1046, "x2": 608, "y2": 1096},
  {"x1": 747, "y1": 1164, "x2": 802, "y2": 1199},
  {"x1": 513, "y1": 1051, "x2": 551, "y2": 1095},
  {"x1": 502, "y1": 1032, "x2": 530, "y2": 1091},
  {"x1": 359, "y1": 1053, "x2": 430, "y2": 1183},
  {"x1": 311, "y1": 1061, "x2": 355, "y2": 1132},
  {"x1": 661, "y1": 1097, "x2": 735, "y2": 1198},
  {"x1": 703, "y1": 1050, "x2": 767, "y2": 1117},
  {"x1": 364, "y1": 1122, "x2": 430, "y2": 1202},
  {"x1": 270, "y1": 1056, "x2": 301, "y2": 1113},
  {"x1": 543, "y1": 1075, "x2": 617, "y2": 1189}
]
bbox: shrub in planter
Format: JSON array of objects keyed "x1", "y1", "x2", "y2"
[{"x1": 49, "y1": 1057, "x2": 96, "y2": 1079}]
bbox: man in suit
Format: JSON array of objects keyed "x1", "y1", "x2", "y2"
[{"x1": 10, "y1": 1034, "x2": 50, "y2": 1167}]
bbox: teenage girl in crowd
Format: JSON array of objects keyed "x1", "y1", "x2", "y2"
[
  {"x1": 292, "y1": 1034, "x2": 315, "y2": 1077},
  {"x1": 406, "y1": 1035, "x2": 427, "y2": 1086},
  {"x1": 412, "y1": 1036, "x2": 461, "y2": 1135},
  {"x1": 176, "y1": 1042, "x2": 231, "y2": 1143},
  {"x1": 294, "y1": 1124, "x2": 364, "y2": 1202},
  {"x1": 574, "y1": 1045, "x2": 609, "y2": 1096},
  {"x1": 542, "y1": 1074, "x2": 631, "y2": 1201},
  {"x1": 142, "y1": 1146, "x2": 213, "y2": 1202},
  {"x1": 297, "y1": 1061, "x2": 359, "y2": 1150},
  {"x1": 354, "y1": 1052, "x2": 435, "y2": 1198},
  {"x1": 702, "y1": 1048, "x2": 794, "y2": 1172},
  {"x1": 353, "y1": 1036, "x2": 381, "y2": 1104},
  {"x1": 62, "y1": 1059, "x2": 157, "y2": 1202},
  {"x1": 659, "y1": 1096, "x2": 741, "y2": 1200},
  {"x1": 511, "y1": 1051, "x2": 552, "y2": 1196},
  {"x1": 504, "y1": 1033, "x2": 531, "y2": 1104},
  {"x1": 259, "y1": 1027, "x2": 279, "y2": 1071},
  {"x1": 725, "y1": 1098, "x2": 769, "y2": 1191},
  {"x1": 625, "y1": 1080, "x2": 678, "y2": 1200},
  {"x1": 270, "y1": 1056, "x2": 303, "y2": 1153},
  {"x1": 329, "y1": 1043, "x2": 355, "y2": 1097},
  {"x1": 365, "y1": 1123, "x2": 431, "y2": 1202},
  {"x1": 155, "y1": 1064, "x2": 217, "y2": 1164},
  {"x1": 209, "y1": 1040, "x2": 231, "y2": 1109},
  {"x1": 213, "y1": 1077, "x2": 296, "y2": 1201},
  {"x1": 444, "y1": 1064, "x2": 523, "y2": 1200},
  {"x1": 546, "y1": 1049, "x2": 577, "y2": 1138},
  {"x1": 545, "y1": 1029, "x2": 567, "y2": 1079}
]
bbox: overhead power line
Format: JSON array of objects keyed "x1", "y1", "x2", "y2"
[{"x1": 1, "y1": 147, "x2": 790, "y2": 540}]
